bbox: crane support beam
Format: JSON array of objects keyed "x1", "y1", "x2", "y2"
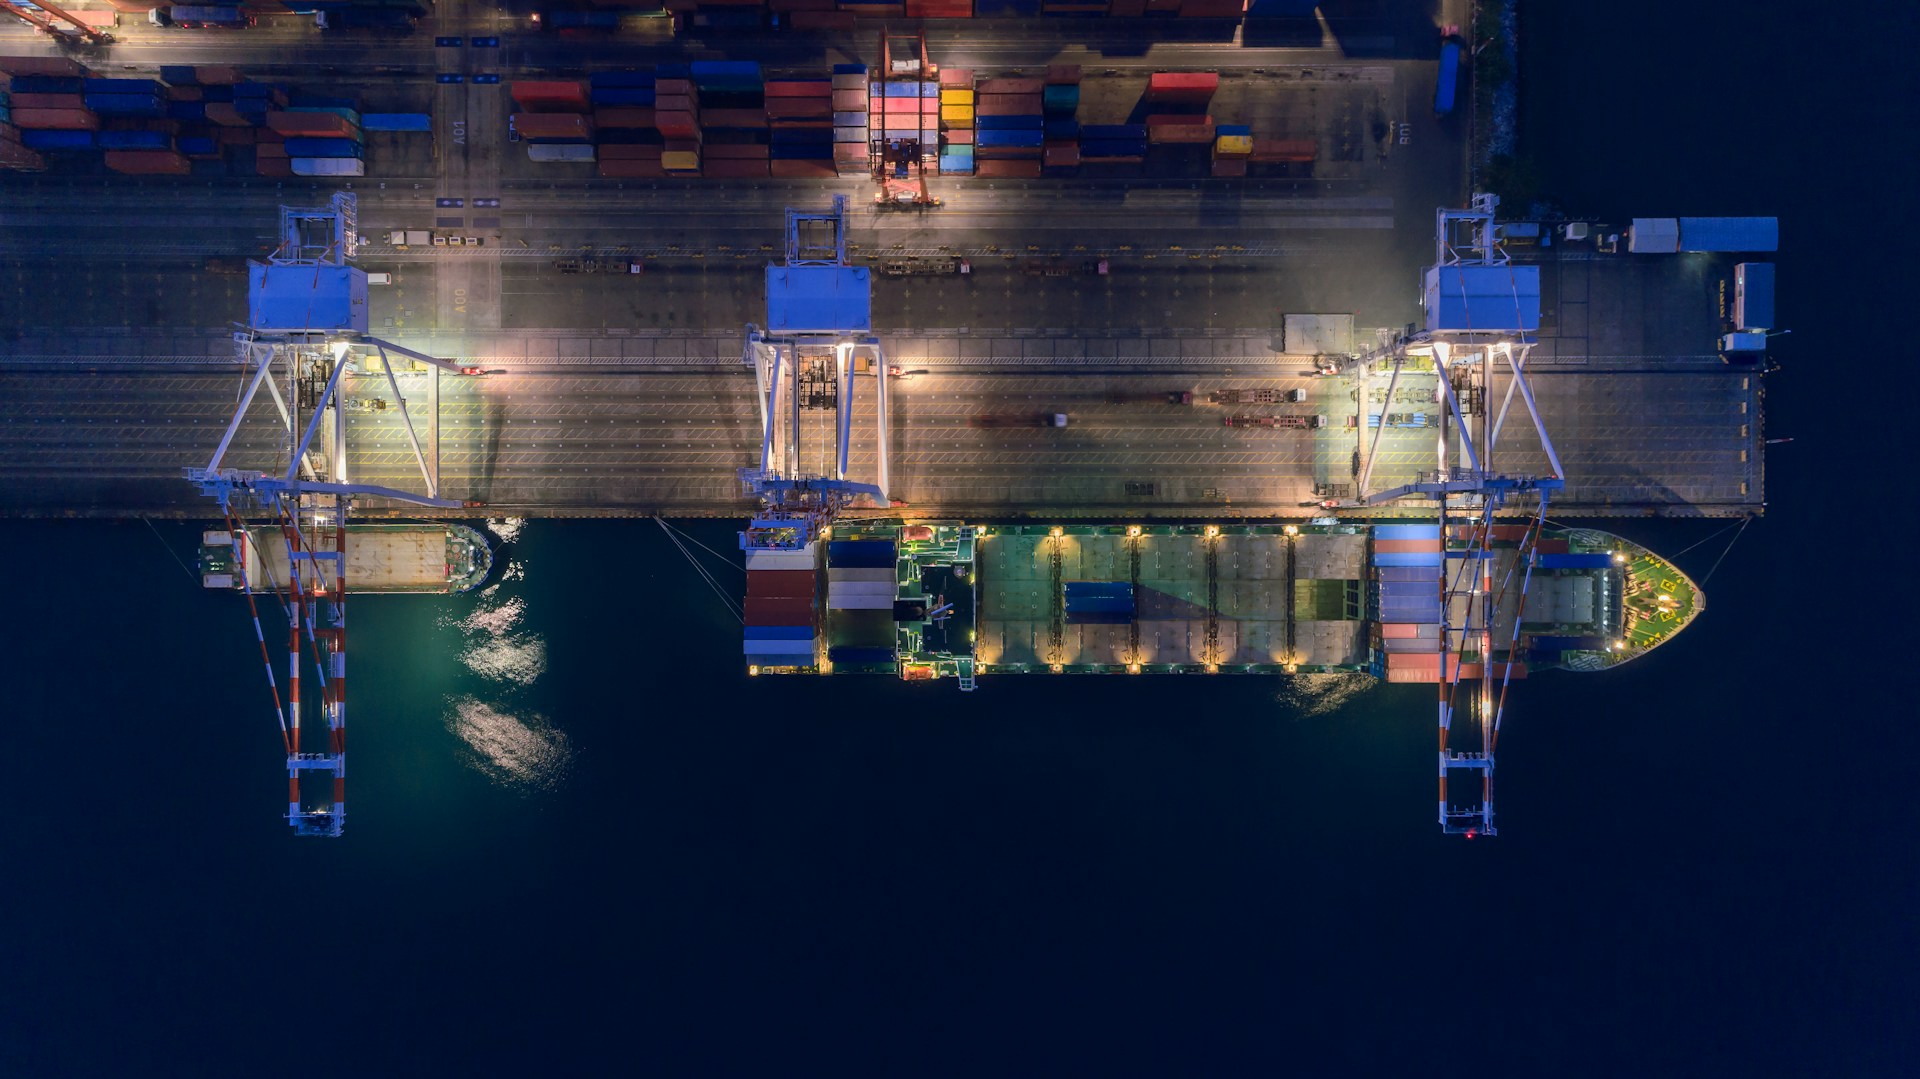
[{"x1": 1356, "y1": 359, "x2": 1404, "y2": 501}]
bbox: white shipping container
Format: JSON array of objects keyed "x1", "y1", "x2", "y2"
[
  {"x1": 827, "y1": 596, "x2": 895, "y2": 611},
  {"x1": 290, "y1": 157, "x2": 366, "y2": 177},
  {"x1": 746, "y1": 551, "x2": 815, "y2": 571},
  {"x1": 405, "y1": 230, "x2": 431, "y2": 246},
  {"x1": 527, "y1": 143, "x2": 595, "y2": 162},
  {"x1": 828, "y1": 581, "x2": 897, "y2": 595},
  {"x1": 1627, "y1": 217, "x2": 1679, "y2": 254}
]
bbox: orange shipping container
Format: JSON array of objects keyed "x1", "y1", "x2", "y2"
[
  {"x1": 9, "y1": 109, "x2": 99, "y2": 131},
  {"x1": 9, "y1": 93, "x2": 86, "y2": 111},
  {"x1": 512, "y1": 113, "x2": 593, "y2": 140},
  {"x1": 593, "y1": 107, "x2": 656, "y2": 128},
  {"x1": 831, "y1": 90, "x2": 867, "y2": 112},
  {"x1": 105, "y1": 149, "x2": 191, "y2": 175}
]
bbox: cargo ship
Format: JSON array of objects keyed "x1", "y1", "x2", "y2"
[
  {"x1": 198, "y1": 523, "x2": 493, "y2": 594},
  {"x1": 743, "y1": 521, "x2": 1701, "y2": 688}
]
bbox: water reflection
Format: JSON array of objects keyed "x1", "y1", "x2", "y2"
[
  {"x1": 1275, "y1": 672, "x2": 1378, "y2": 718},
  {"x1": 445, "y1": 696, "x2": 571, "y2": 792}
]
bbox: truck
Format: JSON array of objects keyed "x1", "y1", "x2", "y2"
[
  {"x1": 1434, "y1": 28, "x2": 1463, "y2": 116},
  {"x1": 972, "y1": 413, "x2": 1069, "y2": 429},
  {"x1": 1343, "y1": 412, "x2": 1438, "y2": 429},
  {"x1": 880, "y1": 257, "x2": 967, "y2": 277},
  {"x1": 1225, "y1": 414, "x2": 1326, "y2": 429},
  {"x1": 1210, "y1": 388, "x2": 1304, "y2": 405},
  {"x1": 152, "y1": 5, "x2": 252, "y2": 28},
  {"x1": 316, "y1": 8, "x2": 416, "y2": 33},
  {"x1": 1021, "y1": 258, "x2": 1108, "y2": 276},
  {"x1": 1734, "y1": 262, "x2": 1775, "y2": 331}
]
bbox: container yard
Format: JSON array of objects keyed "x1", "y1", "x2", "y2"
[{"x1": 0, "y1": 12, "x2": 1776, "y2": 838}]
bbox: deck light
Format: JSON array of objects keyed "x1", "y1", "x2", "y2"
[
  {"x1": 748, "y1": 665, "x2": 760, "y2": 676},
  {"x1": 1204, "y1": 525, "x2": 1220, "y2": 538},
  {"x1": 1127, "y1": 663, "x2": 1141, "y2": 674},
  {"x1": 1049, "y1": 663, "x2": 1063, "y2": 673},
  {"x1": 1127, "y1": 525, "x2": 1141, "y2": 537},
  {"x1": 1049, "y1": 526, "x2": 1063, "y2": 538},
  {"x1": 1283, "y1": 525, "x2": 1299, "y2": 536}
]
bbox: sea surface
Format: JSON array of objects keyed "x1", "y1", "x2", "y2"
[{"x1": 3, "y1": 4, "x2": 1916, "y2": 1073}]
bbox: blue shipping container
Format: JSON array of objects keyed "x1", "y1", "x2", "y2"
[
  {"x1": 166, "y1": 102, "x2": 208, "y2": 121},
  {"x1": 97, "y1": 130, "x2": 174, "y2": 150},
  {"x1": 1678, "y1": 217, "x2": 1779, "y2": 253},
  {"x1": 938, "y1": 155, "x2": 974, "y2": 173},
  {"x1": 976, "y1": 115, "x2": 1044, "y2": 131},
  {"x1": 689, "y1": 60, "x2": 761, "y2": 78},
  {"x1": 590, "y1": 71, "x2": 655, "y2": 88},
  {"x1": 827, "y1": 540, "x2": 896, "y2": 569},
  {"x1": 12, "y1": 76, "x2": 85, "y2": 94},
  {"x1": 590, "y1": 88, "x2": 656, "y2": 106},
  {"x1": 1043, "y1": 119, "x2": 1079, "y2": 138},
  {"x1": 1434, "y1": 39, "x2": 1461, "y2": 115},
  {"x1": 745, "y1": 625, "x2": 815, "y2": 642},
  {"x1": 361, "y1": 113, "x2": 432, "y2": 133},
  {"x1": 1374, "y1": 523, "x2": 1443, "y2": 541},
  {"x1": 832, "y1": 63, "x2": 867, "y2": 75},
  {"x1": 178, "y1": 136, "x2": 218, "y2": 155},
  {"x1": 283, "y1": 137, "x2": 363, "y2": 158},
  {"x1": 1081, "y1": 124, "x2": 1147, "y2": 140},
  {"x1": 1376, "y1": 565, "x2": 1441, "y2": 584},
  {"x1": 161, "y1": 66, "x2": 199, "y2": 87},
  {"x1": 85, "y1": 95, "x2": 164, "y2": 116},
  {"x1": 85, "y1": 78, "x2": 160, "y2": 94},
  {"x1": 976, "y1": 129, "x2": 1044, "y2": 148},
  {"x1": 20, "y1": 129, "x2": 96, "y2": 150}
]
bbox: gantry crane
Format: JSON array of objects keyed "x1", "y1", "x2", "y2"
[
  {"x1": 870, "y1": 29, "x2": 941, "y2": 209},
  {"x1": 186, "y1": 194, "x2": 482, "y2": 836},
  {"x1": 739, "y1": 195, "x2": 891, "y2": 553},
  {"x1": 0, "y1": 0, "x2": 112, "y2": 42},
  {"x1": 1324, "y1": 194, "x2": 1565, "y2": 837}
]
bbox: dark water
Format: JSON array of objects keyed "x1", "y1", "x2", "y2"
[{"x1": 6, "y1": 5, "x2": 1918, "y2": 1074}]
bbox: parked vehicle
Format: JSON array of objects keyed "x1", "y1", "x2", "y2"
[{"x1": 972, "y1": 413, "x2": 1069, "y2": 429}]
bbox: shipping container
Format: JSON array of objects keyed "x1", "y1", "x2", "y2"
[
  {"x1": 742, "y1": 638, "x2": 814, "y2": 656},
  {"x1": 10, "y1": 109, "x2": 100, "y2": 131},
  {"x1": 1146, "y1": 71, "x2": 1219, "y2": 102},
  {"x1": 1628, "y1": 218, "x2": 1680, "y2": 254},
  {"x1": 1374, "y1": 538, "x2": 1443, "y2": 554},
  {"x1": 96, "y1": 129, "x2": 173, "y2": 150},
  {"x1": 1534, "y1": 552, "x2": 1617, "y2": 570},
  {"x1": 513, "y1": 113, "x2": 593, "y2": 140},
  {"x1": 1373, "y1": 551, "x2": 1445, "y2": 569},
  {"x1": 1677, "y1": 216, "x2": 1779, "y2": 253},
  {"x1": 748, "y1": 569, "x2": 817, "y2": 597},
  {"x1": 1374, "y1": 523, "x2": 1443, "y2": 541},
  {"x1": 290, "y1": 157, "x2": 366, "y2": 176},
  {"x1": 527, "y1": 143, "x2": 595, "y2": 162},
  {"x1": 744, "y1": 596, "x2": 813, "y2": 625},
  {"x1": 1434, "y1": 36, "x2": 1462, "y2": 115},
  {"x1": 283, "y1": 137, "x2": 363, "y2": 158},
  {"x1": 1734, "y1": 262, "x2": 1775, "y2": 330},
  {"x1": 19, "y1": 128, "x2": 96, "y2": 149},
  {"x1": 360, "y1": 113, "x2": 432, "y2": 132},
  {"x1": 104, "y1": 148, "x2": 191, "y2": 174}
]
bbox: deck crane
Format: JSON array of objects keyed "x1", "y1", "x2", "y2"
[
  {"x1": 185, "y1": 193, "x2": 483, "y2": 836},
  {"x1": 870, "y1": 30, "x2": 941, "y2": 209},
  {"x1": 1328, "y1": 194, "x2": 1565, "y2": 837},
  {"x1": 0, "y1": 0, "x2": 112, "y2": 41},
  {"x1": 739, "y1": 196, "x2": 891, "y2": 554}
]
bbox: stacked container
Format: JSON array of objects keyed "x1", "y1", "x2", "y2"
[
  {"x1": 1371, "y1": 523, "x2": 1445, "y2": 683},
  {"x1": 872, "y1": 77, "x2": 939, "y2": 174},
  {"x1": 744, "y1": 544, "x2": 818, "y2": 670},
  {"x1": 831, "y1": 64, "x2": 869, "y2": 178},
  {"x1": 1248, "y1": 136, "x2": 1316, "y2": 174},
  {"x1": 590, "y1": 70, "x2": 662, "y2": 178},
  {"x1": 652, "y1": 64, "x2": 699, "y2": 175},
  {"x1": 1143, "y1": 72, "x2": 1217, "y2": 149},
  {"x1": 936, "y1": 68, "x2": 973, "y2": 175},
  {"x1": 972, "y1": 75, "x2": 1042, "y2": 179},
  {"x1": 1040, "y1": 65, "x2": 1080, "y2": 175},
  {"x1": 826, "y1": 540, "x2": 896, "y2": 612},
  {"x1": 270, "y1": 104, "x2": 366, "y2": 176},
  {"x1": 10, "y1": 75, "x2": 97, "y2": 142},
  {"x1": 1212, "y1": 122, "x2": 1251, "y2": 177},
  {"x1": 764, "y1": 71, "x2": 833, "y2": 179},
  {"x1": 83, "y1": 77, "x2": 164, "y2": 118},
  {"x1": 513, "y1": 80, "x2": 594, "y2": 165},
  {"x1": 905, "y1": 0, "x2": 971, "y2": 16}
]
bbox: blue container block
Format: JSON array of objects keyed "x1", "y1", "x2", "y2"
[
  {"x1": 768, "y1": 145, "x2": 831, "y2": 160},
  {"x1": 976, "y1": 114, "x2": 1044, "y2": 131},
  {"x1": 654, "y1": 62, "x2": 691, "y2": 79},
  {"x1": 11, "y1": 76, "x2": 84, "y2": 94},
  {"x1": 361, "y1": 113, "x2": 432, "y2": 133},
  {"x1": 201, "y1": 86, "x2": 234, "y2": 103},
  {"x1": 85, "y1": 78, "x2": 161, "y2": 95},
  {"x1": 938, "y1": 155, "x2": 973, "y2": 173},
  {"x1": 832, "y1": 63, "x2": 868, "y2": 75},
  {"x1": 975, "y1": 129, "x2": 1044, "y2": 148},
  {"x1": 232, "y1": 82, "x2": 274, "y2": 99},
  {"x1": 1376, "y1": 565, "x2": 1441, "y2": 583},
  {"x1": 591, "y1": 88, "x2": 656, "y2": 106},
  {"x1": 590, "y1": 71, "x2": 655, "y2": 88},
  {"x1": 1444, "y1": 549, "x2": 1495, "y2": 559},
  {"x1": 1042, "y1": 85, "x2": 1079, "y2": 112},
  {"x1": 883, "y1": 82, "x2": 920, "y2": 98},
  {"x1": 161, "y1": 66, "x2": 199, "y2": 87},
  {"x1": 769, "y1": 127, "x2": 833, "y2": 144},
  {"x1": 178, "y1": 135, "x2": 218, "y2": 155},
  {"x1": 97, "y1": 130, "x2": 174, "y2": 150},
  {"x1": 1043, "y1": 119, "x2": 1080, "y2": 138},
  {"x1": 233, "y1": 99, "x2": 270, "y2": 115},
  {"x1": 21, "y1": 129, "x2": 96, "y2": 150},
  {"x1": 745, "y1": 625, "x2": 816, "y2": 642},
  {"x1": 1373, "y1": 552, "x2": 1445, "y2": 569},
  {"x1": 1080, "y1": 139, "x2": 1147, "y2": 158},
  {"x1": 827, "y1": 540, "x2": 896, "y2": 569},
  {"x1": 284, "y1": 137, "x2": 364, "y2": 158},
  {"x1": 166, "y1": 101, "x2": 208, "y2": 121},
  {"x1": 832, "y1": 112, "x2": 868, "y2": 128},
  {"x1": 1082, "y1": 124, "x2": 1147, "y2": 140},
  {"x1": 1375, "y1": 523, "x2": 1443, "y2": 541},
  {"x1": 1216, "y1": 123, "x2": 1252, "y2": 137},
  {"x1": 85, "y1": 95, "x2": 165, "y2": 117},
  {"x1": 1536, "y1": 553, "x2": 1617, "y2": 570},
  {"x1": 919, "y1": 82, "x2": 939, "y2": 98}
]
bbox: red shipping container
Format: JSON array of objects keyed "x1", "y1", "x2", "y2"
[
  {"x1": 652, "y1": 78, "x2": 693, "y2": 96},
  {"x1": 1250, "y1": 137, "x2": 1316, "y2": 162},
  {"x1": 770, "y1": 159, "x2": 836, "y2": 179},
  {"x1": 10, "y1": 93, "x2": 85, "y2": 111},
  {"x1": 976, "y1": 94, "x2": 1042, "y2": 116},
  {"x1": 974, "y1": 159, "x2": 1042, "y2": 178},
  {"x1": 10, "y1": 109, "x2": 99, "y2": 131},
  {"x1": 194, "y1": 65, "x2": 242, "y2": 85},
  {"x1": 663, "y1": 138, "x2": 699, "y2": 153},
  {"x1": 943, "y1": 128, "x2": 975, "y2": 145},
  {"x1": 654, "y1": 94, "x2": 697, "y2": 114},
  {"x1": 833, "y1": 143, "x2": 868, "y2": 163},
  {"x1": 105, "y1": 149, "x2": 191, "y2": 175},
  {"x1": 1147, "y1": 71, "x2": 1219, "y2": 100},
  {"x1": 1108, "y1": 0, "x2": 1146, "y2": 12},
  {"x1": 831, "y1": 90, "x2": 867, "y2": 112},
  {"x1": 1210, "y1": 156, "x2": 1247, "y2": 177},
  {"x1": 700, "y1": 108, "x2": 765, "y2": 128},
  {"x1": 255, "y1": 156, "x2": 292, "y2": 177},
  {"x1": 1533, "y1": 538, "x2": 1569, "y2": 555},
  {"x1": 766, "y1": 98, "x2": 831, "y2": 119},
  {"x1": 594, "y1": 107, "x2": 655, "y2": 128},
  {"x1": 267, "y1": 111, "x2": 355, "y2": 137},
  {"x1": 1145, "y1": 0, "x2": 1181, "y2": 9},
  {"x1": 510, "y1": 81, "x2": 588, "y2": 111},
  {"x1": 939, "y1": 68, "x2": 974, "y2": 88},
  {"x1": 1374, "y1": 538, "x2": 1442, "y2": 554},
  {"x1": 704, "y1": 158, "x2": 770, "y2": 178},
  {"x1": 748, "y1": 570, "x2": 816, "y2": 598},
  {"x1": 0, "y1": 56, "x2": 85, "y2": 76},
  {"x1": 1045, "y1": 64, "x2": 1083, "y2": 85},
  {"x1": 978, "y1": 77, "x2": 1043, "y2": 95},
  {"x1": 217, "y1": 126, "x2": 257, "y2": 145},
  {"x1": 512, "y1": 113, "x2": 593, "y2": 140},
  {"x1": 203, "y1": 103, "x2": 250, "y2": 127},
  {"x1": 765, "y1": 80, "x2": 832, "y2": 97},
  {"x1": 744, "y1": 597, "x2": 813, "y2": 625},
  {"x1": 168, "y1": 86, "x2": 205, "y2": 102},
  {"x1": 1042, "y1": 142, "x2": 1080, "y2": 166},
  {"x1": 599, "y1": 158, "x2": 666, "y2": 178},
  {"x1": 656, "y1": 111, "x2": 698, "y2": 137},
  {"x1": 839, "y1": 3, "x2": 905, "y2": 14},
  {"x1": 705, "y1": 143, "x2": 770, "y2": 159},
  {"x1": 599, "y1": 144, "x2": 663, "y2": 160},
  {"x1": 0, "y1": 140, "x2": 47, "y2": 171},
  {"x1": 256, "y1": 142, "x2": 287, "y2": 158}
]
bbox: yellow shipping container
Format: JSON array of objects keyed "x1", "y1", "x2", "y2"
[
  {"x1": 661, "y1": 150, "x2": 700, "y2": 171},
  {"x1": 939, "y1": 89, "x2": 974, "y2": 106},
  {"x1": 940, "y1": 105, "x2": 975, "y2": 124},
  {"x1": 1214, "y1": 135, "x2": 1254, "y2": 155}
]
